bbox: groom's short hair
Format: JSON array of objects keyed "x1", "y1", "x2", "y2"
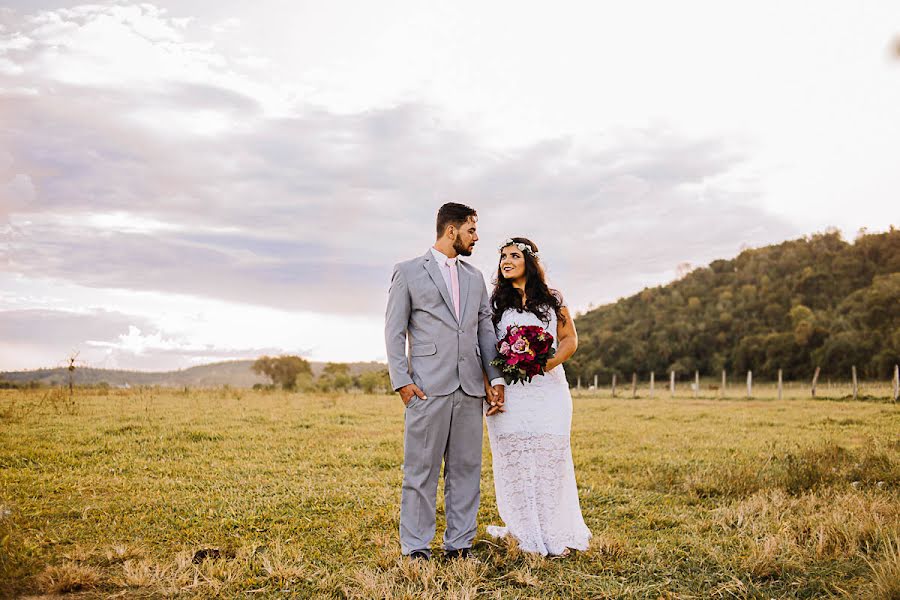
[{"x1": 436, "y1": 203, "x2": 477, "y2": 238}]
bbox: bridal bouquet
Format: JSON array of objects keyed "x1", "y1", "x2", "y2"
[{"x1": 491, "y1": 325, "x2": 556, "y2": 385}]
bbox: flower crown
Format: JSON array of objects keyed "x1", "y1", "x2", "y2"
[{"x1": 499, "y1": 238, "x2": 539, "y2": 258}]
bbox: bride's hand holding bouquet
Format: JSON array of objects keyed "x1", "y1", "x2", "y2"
[{"x1": 490, "y1": 324, "x2": 556, "y2": 385}]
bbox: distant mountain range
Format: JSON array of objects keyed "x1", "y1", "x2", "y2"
[{"x1": 0, "y1": 360, "x2": 388, "y2": 388}]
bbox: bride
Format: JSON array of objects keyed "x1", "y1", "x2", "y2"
[{"x1": 483, "y1": 237, "x2": 592, "y2": 556}]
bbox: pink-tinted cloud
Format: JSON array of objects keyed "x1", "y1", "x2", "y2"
[{"x1": 0, "y1": 3, "x2": 804, "y2": 370}]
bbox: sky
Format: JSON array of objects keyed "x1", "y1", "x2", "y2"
[{"x1": 1, "y1": 1, "x2": 898, "y2": 371}]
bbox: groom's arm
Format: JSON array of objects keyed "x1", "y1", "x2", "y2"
[
  {"x1": 476, "y1": 276, "x2": 503, "y2": 385},
  {"x1": 385, "y1": 264, "x2": 414, "y2": 391},
  {"x1": 478, "y1": 278, "x2": 505, "y2": 415}
]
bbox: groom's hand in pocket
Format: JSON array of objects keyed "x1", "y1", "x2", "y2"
[{"x1": 398, "y1": 383, "x2": 427, "y2": 406}]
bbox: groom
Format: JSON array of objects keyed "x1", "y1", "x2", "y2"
[{"x1": 385, "y1": 202, "x2": 505, "y2": 560}]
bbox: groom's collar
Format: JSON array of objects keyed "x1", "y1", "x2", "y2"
[{"x1": 428, "y1": 247, "x2": 460, "y2": 264}]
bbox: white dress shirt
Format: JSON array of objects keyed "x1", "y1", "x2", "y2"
[
  {"x1": 431, "y1": 247, "x2": 505, "y2": 388},
  {"x1": 429, "y1": 247, "x2": 455, "y2": 294}
]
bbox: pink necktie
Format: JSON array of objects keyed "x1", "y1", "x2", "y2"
[{"x1": 447, "y1": 258, "x2": 460, "y2": 321}]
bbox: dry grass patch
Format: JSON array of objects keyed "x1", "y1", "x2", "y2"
[
  {"x1": 502, "y1": 565, "x2": 542, "y2": 589},
  {"x1": 587, "y1": 532, "x2": 626, "y2": 560},
  {"x1": 718, "y1": 489, "x2": 898, "y2": 561},
  {"x1": 60, "y1": 544, "x2": 96, "y2": 564},
  {"x1": 118, "y1": 558, "x2": 169, "y2": 588},
  {"x1": 772, "y1": 441, "x2": 897, "y2": 494},
  {"x1": 347, "y1": 556, "x2": 486, "y2": 600},
  {"x1": 102, "y1": 543, "x2": 146, "y2": 566},
  {"x1": 111, "y1": 543, "x2": 325, "y2": 595},
  {"x1": 715, "y1": 488, "x2": 900, "y2": 593},
  {"x1": 37, "y1": 562, "x2": 101, "y2": 594},
  {"x1": 657, "y1": 440, "x2": 897, "y2": 501},
  {"x1": 743, "y1": 533, "x2": 803, "y2": 579},
  {"x1": 860, "y1": 536, "x2": 900, "y2": 600},
  {"x1": 256, "y1": 543, "x2": 309, "y2": 587},
  {"x1": 681, "y1": 462, "x2": 764, "y2": 499}
]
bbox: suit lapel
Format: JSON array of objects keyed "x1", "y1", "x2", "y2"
[
  {"x1": 457, "y1": 261, "x2": 471, "y2": 324},
  {"x1": 423, "y1": 250, "x2": 459, "y2": 323}
]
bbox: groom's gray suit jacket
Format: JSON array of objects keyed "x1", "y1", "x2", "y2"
[{"x1": 385, "y1": 250, "x2": 502, "y2": 397}]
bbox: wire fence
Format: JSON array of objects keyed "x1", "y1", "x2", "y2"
[{"x1": 572, "y1": 365, "x2": 900, "y2": 402}]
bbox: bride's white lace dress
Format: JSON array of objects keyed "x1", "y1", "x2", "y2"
[{"x1": 484, "y1": 307, "x2": 592, "y2": 555}]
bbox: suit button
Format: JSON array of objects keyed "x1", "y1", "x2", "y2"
[
  {"x1": 460, "y1": 356, "x2": 465, "y2": 361},
  {"x1": 458, "y1": 329, "x2": 463, "y2": 334}
]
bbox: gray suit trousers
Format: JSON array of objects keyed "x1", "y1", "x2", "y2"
[{"x1": 400, "y1": 387, "x2": 483, "y2": 556}]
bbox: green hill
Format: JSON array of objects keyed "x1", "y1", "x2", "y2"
[{"x1": 567, "y1": 228, "x2": 900, "y2": 384}]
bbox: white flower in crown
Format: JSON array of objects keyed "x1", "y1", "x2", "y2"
[{"x1": 499, "y1": 238, "x2": 539, "y2": 258}]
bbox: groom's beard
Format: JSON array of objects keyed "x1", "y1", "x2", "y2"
[{"x1": 453, "y1": 234, "x2": 473, "y2": 256}]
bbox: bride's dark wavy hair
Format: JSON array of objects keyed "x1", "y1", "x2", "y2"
[{"x1": 491, "y1": 237, "x2": 565, "y2": 328}]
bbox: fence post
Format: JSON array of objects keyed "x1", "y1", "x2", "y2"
[
  {"x1": 631, "y1": 372, "x2": 637, "y2": 399},
  {"x1": 721, "y1": 369, "x2": 726, "y2": 399},
  {"x1": 594, "y1": 374, "x2": 598, "y2": 390},
  {"x1": 746, "y1": 370, "x2": 752, "y2": 399},
  {"x1": 694, "y1": 370, "x2": 699, "y2": 399},
  {"x1": 577, "y1": 376, "x2": 581, "y2": 390},
  {"x1": 893, "y1": 364, "x2": 899, "y2": 403},
  {"x1": 649, "y1": 372, "x2": 655, "y2": 397},
  {"x1": 611, "y1": 374, "x2": 617, "y2": 398},
  {"x1": 670, "y1": 371, "x2": 675, "y2": 399},
  {"x1": 852, "y1": 365, "x2": 858, "y2": 401},
  {"x1": 811, "y1": 366, "x2": 821, "y2": 398},
  {"x1": 778, "y1": 369, "x2": 783, "y2": 401}
]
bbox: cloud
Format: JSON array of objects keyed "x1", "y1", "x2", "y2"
[
  {"x1": 0, "y1": 3, "x2": 799, "y2": 338},
  {"x1": 3, "y1": 97, "x2": 795, "y2": 314},
  {"x1": 0, "y1": 308, "x2": 289, "y2": 371},
  {"x1": 0, "y1": 308, "x2": 148, "y2": 348},
  {"x1": 7, "y1": 221, "x2": 390, "y2": 313},
  {"x1": 451, "y1": 132, "x2": 796, "y2": 306},
  {"x1": 0, "y1": 173, "x2": 35, "y2": 221},
  {"x1": 0, "y1": 307, "x2": 149, "y2": 369},
  {"x1": 84, "y1": 324, "x2": 291, "y2": 371}
]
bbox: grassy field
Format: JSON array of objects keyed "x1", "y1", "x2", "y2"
[{"x1": 1, "y1": 386, "x2": 898, "y2": 599}]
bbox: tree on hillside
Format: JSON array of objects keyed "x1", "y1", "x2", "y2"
[
  {"x1": 317, "y1": 363, "x2": 353, "y2": 392},
  {"x1": 252, "y1": 355, "x2": 312, "y2": 390}
]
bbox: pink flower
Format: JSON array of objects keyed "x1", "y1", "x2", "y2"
[
  {"x1": 511, "y1": 338, "x2": 529, "y2": 354},
  {"x1": 499, "y1": 341, "x2": 510, "y2": 355}
]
